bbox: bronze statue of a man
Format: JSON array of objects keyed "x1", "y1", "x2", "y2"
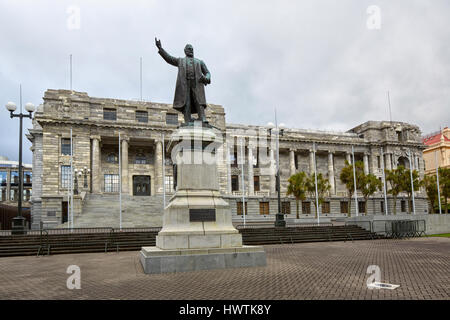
[{"x1": 155, "y1": 38, "x2": 211, "y2": 124}]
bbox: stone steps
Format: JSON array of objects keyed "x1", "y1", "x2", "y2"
[{"x1": 58, "y1": 193, "x2": 165, "y2": 228}]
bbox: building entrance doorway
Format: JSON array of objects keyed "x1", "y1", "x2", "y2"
[
  {"x1": 62, "y1": 201, "x2": 68, "y2": 224},
  {"x1": 133, "y1": 176, "x2": 151, "y2": 196}
]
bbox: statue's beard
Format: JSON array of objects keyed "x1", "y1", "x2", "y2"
[{"x1": 185, "y1": 51, "x2": 194, "y2": 57}]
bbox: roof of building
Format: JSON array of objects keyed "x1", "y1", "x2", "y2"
[{"x1": 422, "y1": 127, "x2": 449, "y2": 146}]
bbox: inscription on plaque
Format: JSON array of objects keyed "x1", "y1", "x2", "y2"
[{"x1": 189, "y1": 208, "x2": 216, "y2": 222}]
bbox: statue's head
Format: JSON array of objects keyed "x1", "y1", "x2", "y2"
[{"x1": 184, "y1": 44, "x2": 194, "y2": 57}]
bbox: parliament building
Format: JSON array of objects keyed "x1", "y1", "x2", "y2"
[{"x1": 27, "y1": 89, "x2": 428, "y2": 229}]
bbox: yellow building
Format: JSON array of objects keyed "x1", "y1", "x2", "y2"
[{"x1": 422, "y1": 127, "x2": 450, "y2": 174}]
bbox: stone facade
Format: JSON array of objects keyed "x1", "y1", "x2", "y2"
[{"x1": 27, "y1": 89, "x2": 429, "y2": 229}]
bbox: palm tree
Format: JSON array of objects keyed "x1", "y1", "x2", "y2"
[
  {"x1": 360, "y1": 174, "x2": 382, "y2": 215},
  {"x1": 286, "y1": 172, "x2": 308, "y2": 219},
  {"x1": 386, "y1": 166, "x2": 406, "y2": 215},
  {"x1": 306, "y1": 172, "x2": 331, "y2": 219},
  {"x1": 401, "y1": 168, "x2": 422, "y2": 214},
  {"x1": 339, "y1": 160, "x2": 364, "y2": 216},
  {"x1": 423, "y1": 174, "x2": 438, "y2": 213}
]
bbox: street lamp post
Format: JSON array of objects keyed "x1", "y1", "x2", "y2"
[
  {"x1": 267, "y1": 122, "x2": 286, "y2": 227},
  {"x1": 5, "y1": 100, "x2": 35, "y2": 235}
]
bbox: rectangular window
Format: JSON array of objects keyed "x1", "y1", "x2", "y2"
[
  {"x1": 340, "y1": 201, "x2": 349, "y2": 214},
  {"x1": 0, "y1": 186, "x2": 6, "y2": 202},
  {"x1": 231, "y1": 149, "x2": 238, "y2": 167},
  {"x1": 282, "y1": 202, "x2": 291, "y2": 214},
  {"x1": 10, "y1": 171, "x2": 19, "y2": 185},
  {"x1": 302, "y1": 201, "x2": 311, "y2": 214},
  {"x1": 236, "y1": 201, "x2": 248, "y2": 215},
  {"x1": 322, "y1": 201, "x2": 330, "y2": 214},
  {"x1": 165, "y1": 175, "x2": 173, "y2": 192},
  {"x1": 401, "y1": 200, "x2": 406, "y2": 212},
  {"x1": 136, "y1": 111, "x2": 148, "y2": 123},
  {"x1": 259, "y1": 202, "x2": 270, "y2": 215},
  {"x1": 358, "y1": 201, "x2": 366, "y2": 214},
  {"x1": 377, "y1": 156, "x2": 381, "y2": 169},
  {"x1": 61, "y1": 165, "x2": 71, "y2": 189},
  {"x1": 103, "y1": 108, "x2": 117, "y2": 121},
  {"x1": 253, "y1": 149, "x2": 258, "y2": 168},
  {"x1": 254, "y1": 176, "x2": 260, "y2": 192},
  {"x1": 380, "y1": 201, "x2": 384, "y2": 213},
  {"x1": 61, "y1": 138, "x2": 72, "y2": 155},
  {"x1": 104, "y1": 174, "x2": 119, "y2": 193},
  {"x1": 231, "y1": 175, "x2": 239, "y2": 192},
  {"x1": 0, "y1": 171, "x2": 7, "y2": 186},
  {"x1": 166, "y1": 113, "x2": 178, "y2": 125},
  {"x1": 23, "y1": 172, "x2": 32, "y2": 185}
]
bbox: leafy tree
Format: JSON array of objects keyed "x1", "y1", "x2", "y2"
[
  {"x1": 438, "y1": 167, "x2": 450, "y2": 213},
  {"x1": 305, "y1": 172, "x2": 331, "y2": 219},
  {"x1": 401, "y1": 168, "x2": 422, "y2": 214},
  {"x1": 423, "y1": 174, "x2": 438, "y2": 213},
  {"x1": 339, "y1": 160, "x2": 364, "y2": 216},
  {"x1": 386, "y1": 166, "x2": 406, "y2": 215},
  {"x1": 286, "y1": 172, "x2": 308, "y2": 219},
  {"x1": 360, "y1": 173, "x2": 382, "y2": 215}
]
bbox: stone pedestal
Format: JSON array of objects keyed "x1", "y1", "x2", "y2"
[{"x1": 140, "y1": 123, "x2": 266, "y2": 274}]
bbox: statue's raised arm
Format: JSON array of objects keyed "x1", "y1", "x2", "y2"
[{"x1": 155, "y1": 37, "x2": 179, "y2": 67}]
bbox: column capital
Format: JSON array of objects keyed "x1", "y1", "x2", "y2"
[
  {"x1": 328, "y1": 150, "x2": 334, "y2": 155},
  {"x1": 90, "y1": 135, "x2": 101, "y2": 140},
  {"x1": 289, "y1": 148, "x2": 297, "y2": 152},
  {"x1": 120, "y1": 135, "x2": 130, "y2": 142}
]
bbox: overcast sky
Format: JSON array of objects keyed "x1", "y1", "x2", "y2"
[{"x1": 1, "y1": 0, "x2": 449, "y2": 164}]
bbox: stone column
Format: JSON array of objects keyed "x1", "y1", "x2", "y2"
[
  {"x1": 309, "y1": 149, "x2": 315, "y2": 175},
  {"x1": 385, "y1": 153, "x2": 392, "y2": 170},
  {"x1": 91, "y1": 136, "x2": 101, "y2": 193},
  {"x1": 289, "y1": 149, "x2": 296, "y2": 177},
  {"x1": 363, "y1": 153, "x2": 369, "y2": 175},
  {"x1": 227, "y1": 145, "x2": 232, "y2": 194},
  {"x1": 154, "y1": 138, "x2": 163, "y2": 194},
  {"x1": 346, "y1": 152, "x2": 352, "y2": 165},
  {"x1": 247, "y1": 143, "x2": 254, "y2": 196},
  {"x1": 121, "y1": 136, "x2": 129, "y2": 194},
  {"x1": 269, "y1": 147, "x2": 276, "y2": 194},
  {"x1": 328, "y1": 151, "x2": 335, "y2": 195}
]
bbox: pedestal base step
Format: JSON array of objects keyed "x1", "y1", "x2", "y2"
[{"x1": 140, "y1": 246, "x2": 266, "y2": 274}]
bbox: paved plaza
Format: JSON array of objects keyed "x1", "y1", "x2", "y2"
[{"x1": 0, "y1": 238, "x2": 448, "y2": 300}]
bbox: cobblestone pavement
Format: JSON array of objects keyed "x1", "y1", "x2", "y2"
[{"x1": 0, "y1": 238, "x2": 448, "y2": 300}]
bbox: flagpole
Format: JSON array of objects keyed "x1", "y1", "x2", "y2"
[
  {"x1": 408, "y1": 149, "x2": 416, "y2": 215},
  {"x1": 70, "y1": 128, "x2": 73, "y2": 230},
  {"x1": 435, "y1": 151, "x2": 442, "y2": 214},
  {"x1": 313, "y1": 142, "x2": 319, "y2": 225},
  {"x1": 352, "y1": 145, "x2": 359, "y2": 217},
  {"x1": 162, "y1": 133, "x2": 166, "y2": 209},
  {"x1": 119, "y1": 132, "x2": 122, "y2": 230},
  {"x1": 240, "y1": 140, "x2": 246, "y2": 226},
  {"x1": 380, "y1": 147, "x2": 389, "y2": 215}
]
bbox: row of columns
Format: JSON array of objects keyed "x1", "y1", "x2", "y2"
[
  {"x1": 227, "y1": 146, "x2": 384, "y2": 197},
  {"x1": 91, "y1": 135, "x2": 164, "y2": 194}
]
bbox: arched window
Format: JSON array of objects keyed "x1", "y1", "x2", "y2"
[
  {"x1": 135, "y1": 153, "x2": 148, "y2": 164},
  {"x1": 107, "y1": 153, "x2": 118, "y2": 164}
]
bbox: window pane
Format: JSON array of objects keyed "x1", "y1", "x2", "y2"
[
  {"x1": 135, "y1": 153, "x2": 148, "y2": 164},
  {"x1": 104, "y1": 174, "x2": 119, "y2": 192},
  {"x1": 61, "y1": 138, "x2": 71, "y2": 155},
  {"x1": 136, "y1": 111, "x2": 148, "y2": 123},
  {"x1": 165, "y1": 175, "x2": 173, "y2": 192},
  {"x1": 61, "y1": 166, "x2": 71, "y2": 188},
  {"x1": 166, "y1": 113, "x2": 178, "y2": 125},
  {"x1": 11, "y1": 171, "x2": 19, "y2": 185},
  {"x1": 103, "y1": 108, "x2": 117, "y2": 121},
  {"x1": 0, "y1": 171, "x2": 7, "y2": 186}
]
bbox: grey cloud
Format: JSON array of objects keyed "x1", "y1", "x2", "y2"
[{"x1": 0, "y1": 0, "x2": 449, "y2": 163}]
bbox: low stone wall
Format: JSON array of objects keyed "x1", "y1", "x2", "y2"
[{"x1": 347, "y1": 214, "x2": 450, "y2": 235}]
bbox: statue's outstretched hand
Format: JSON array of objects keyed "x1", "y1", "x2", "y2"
[{"x1": 155, "y1": 37, "x2": 162, "y2": 50}]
